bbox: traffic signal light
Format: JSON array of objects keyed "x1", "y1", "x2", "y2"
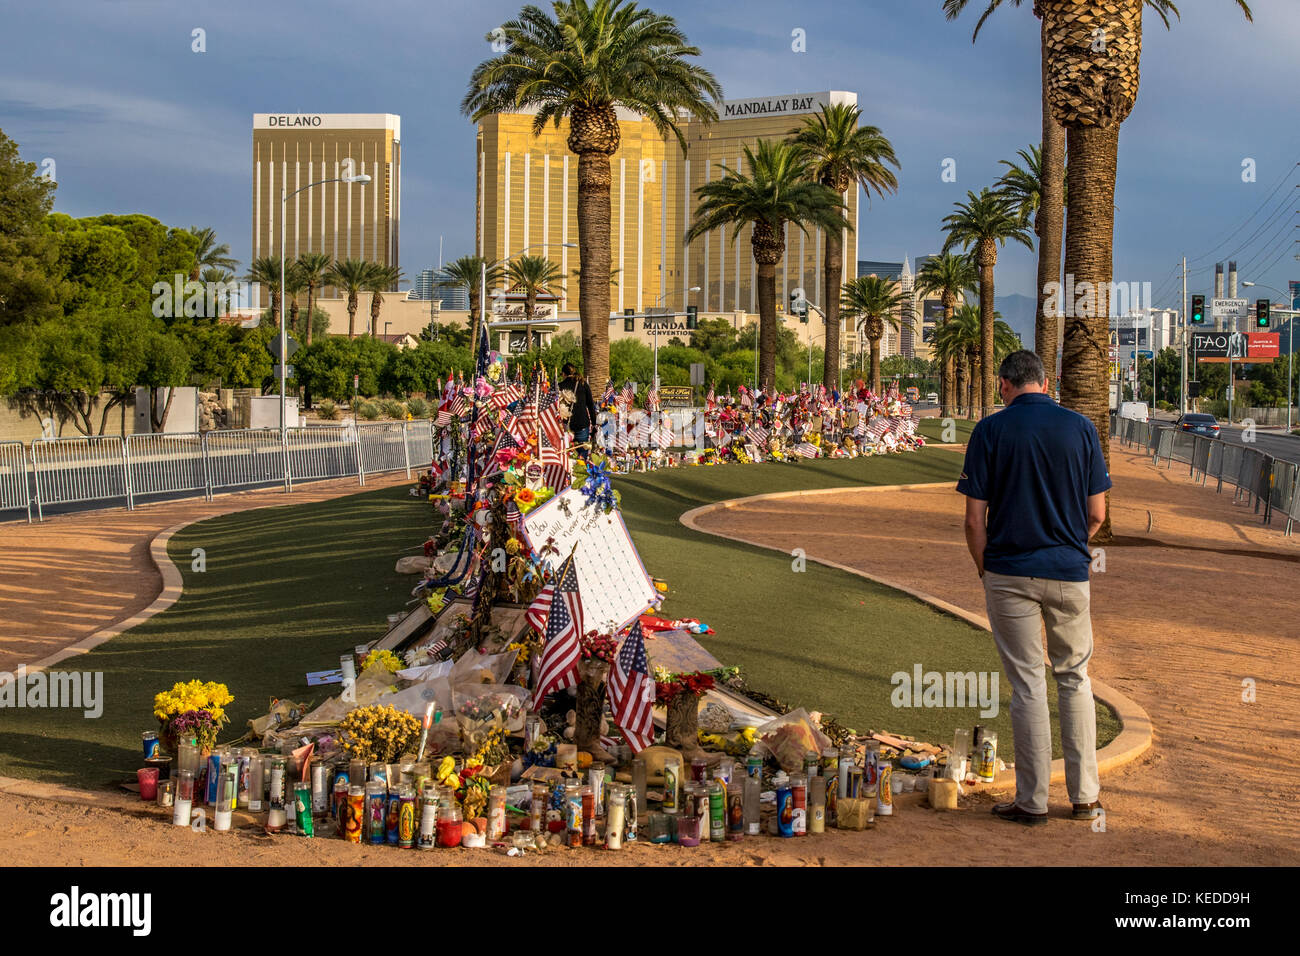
[
  {"x1": 685, "y1": 305, "x2": 698, "y2": 330},
  {"x1": 624, "y1": 308, "x2": 634, "y2": 333},
  {"x1": 1190, "y1": 294, "x2": 1205, "y2": 324},
  {"x1": 1256, "y1": 299, "x2": 1270, "y2": 328}
]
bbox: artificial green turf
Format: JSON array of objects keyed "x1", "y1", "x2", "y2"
[{"x1": 0, "y1": 441, "x2": 1118, "y2": 788}]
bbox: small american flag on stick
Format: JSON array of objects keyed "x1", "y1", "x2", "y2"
[
  {"x1": 534, "y1": 554, "x2": 583, "y2": 701},
  {"x1": 607, "y1": 620, "x2": 654, "y2": 752}
]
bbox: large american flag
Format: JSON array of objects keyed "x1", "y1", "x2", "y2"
[
  {"x1": 745, "y1": 423, "x2": 769, "y2": 447},
  {"x1": 534, "y1": 556, "x2": 583, "y2": 700},
  {"x1": 607, "y1": 620, "x2": 654, "y2": 752},
  {"x1": 619, "y1": 381, "x2": 635, "y2": 415},
  {"x1": 538, "y1": 431, "x2": 571, "y2": 491},
  {"x1": 795, "y1": 441, "x2": 820, "y2": 459},
  {"x1": 536, "y1": 390, "x2": 565, "y2": 449},
  {"x1": 525, "y1": 577, "x2": 555, "y2": 633}
]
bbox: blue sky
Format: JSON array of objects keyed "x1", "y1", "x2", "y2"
[{"x1": 2, "y1": 0, "x2": 1296, "y2": 306}]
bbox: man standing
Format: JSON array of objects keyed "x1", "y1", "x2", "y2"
[{"x1": 956, "y1": 350, "x2": 1110, "y2": 826}]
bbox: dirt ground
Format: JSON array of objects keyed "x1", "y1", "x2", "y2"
[{"x1": 1, "y1": 445, "x2": 1296, "y2": 866}]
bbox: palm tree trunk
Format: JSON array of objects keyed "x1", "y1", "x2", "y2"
[
  {"x1": 969, "y1": 348, "x2": 981, "y2": 415},
  {"x1": 272, "y1": 290, "x2": 281, "y2": 332},
  {"x1": 348, "y1": 294, "x2": 358, "y2": 339},
  {"x1": 941, "y1": 296, "x2": 956, "y2": 418},
  {"x1": 526, "y1": 290, "x2": 537, "y2": 352},
  {"x1": 305, "y1": 285, "x2": 315, "y2": 346},
  {"x1": 978, "y1": 242, "x2": 997, "y2": 418},
  {"x1": 1060, "y1": 123, "x2": 1118, "y2": 543},
  {"x1": 869, "y1": 336, "x2": 882, "y2": 395},
  {"x1": 821, "y1": 230, "x2": 842, "y2": 391},
  {"x1": 577, "y1": 150, "x2": 612, "y2": 386},
  {"x1": 469, "y1": 287, "x2": 481, "y2": 356},
  {"x1": 756, "y1": 261, "x2": 778, "y2": 390},
  {"x1": 1038, "y1": 26, "x2": 1065, "y2": 396},
  {"x1": 954, "y1": 353, "x2": 967, "y2": 418}
]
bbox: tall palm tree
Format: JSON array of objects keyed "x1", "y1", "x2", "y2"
[
  {"x1": 786, "y1": 103, "x2": 900, "y2": 392},
  {"x1": 686, "y1": 139, "x2": 849, "y2": 390},
  {"x1": 840, "y1": 275, "x2": 912, "y2": 395},
  {"x1": 283, "y1": 264, "x2": 307, "y2": 340},
  {"x1": 943, "y1": 0, "x2": 1181, "y2": 400},
  {"x1": 464, "y1": 0, "x2": 722, "y2": 387},
  {"x1": 245, "y1": 256, "x2": 282, "y2": 330},
  {"x1": 440, "y1": 255, "x2": 503, "y2": 352},
  {"x1": 914, "y1": 252, "x2": 978, "y2": 417},
  {"x1": 295, "y1": 252, "x2": 333, "y2": 347},
  {"x1": 933, "y1": 304, "x2": 1020, "y2": 415},
  {"x1": 941, "y1": 188, "x2": 1033, "y2": 418},
  {"x1": 1042, "y1": 0, "x2": 1252, "y2": 540},
  {"x1": 199, "y1": 267, "x2": 235, "y2": 319},
  {"x1": 506, "y1": 255, "x2": 563, "y2": 351},
  {"x1": 325, "y1": 258, "x2": 372, "y2": 339},
  {"x1": 188, "y1": 226, "x2": 238, "y2": 281},
  {"x1": 366, "y1": 263, "x2": 405, "y2": 337}
]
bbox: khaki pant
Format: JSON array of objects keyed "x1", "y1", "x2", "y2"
[{"x1": 982, "y1": 571, "x2": 1100, "y2": 814}]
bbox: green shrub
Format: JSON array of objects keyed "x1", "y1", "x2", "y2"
[
  {"x1": 355, "y1": 400, "x2": 380, "y2": 421},
  {"x1": 379, "y1": 398, "x2": 406, "y2": 419},
  {"x1": 405, "y1": 397, "x2": 430, "y2": 419},
  {"x1": 316, "y1": 399, "x2": 340, "y2": 421}
]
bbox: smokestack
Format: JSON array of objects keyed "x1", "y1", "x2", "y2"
[
  {"x1": 1215, "y1": 264, "x2": 1225, "y2": 330},
  {"x1": 1228, "y1": 261, "x2": 1238, "y2": 300}
]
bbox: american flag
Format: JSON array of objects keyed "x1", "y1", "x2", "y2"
[
  {"x1": 536, "y1": 390, "x2": 565, "y2": 449},
  {"x1": 705, "y1": 384, "x2": 716, "y2": 411},
  {"x1": 448, "y1": 388, "x2": 468, "y2": 418},
  {"x1": 745, "y1": 423, "x2": 769, "y2": 447},
  {"x1": 867, "y1": 418, "x2": 890, "y2": 440},
  {"x1": 525, "y1": 577, "x2": 555, "y2": 632},
  {"x1": 534, "y1": 555, "x2": 583, "y2": 701},
  {"x1": 646, "y1": 385, "x2": 659, "y2": 412},
  {"x1": 538, "y1": 432, "x2": 571, "y2": 491},
  {"x1": 489, "y1": 383, "x2": 524, "y2": 412},
  {"x1": 619, "y1": 381, "x2": 635, "y2": 414},
  {"x1": 600, "y1": 380, "x2": 616, "y2": 408},
  {"x1": 739, "y1": 388, "x2": 752, "y2": 410},
  {"x1": 435, "y1": 391, "x2": 453, "y2": 426},
  {"x1": 795, "y1": 441, "x2": 820, "y2": 459},
  {"x1": 607, "y1": 620, "x2": 654, "y2": 752}
]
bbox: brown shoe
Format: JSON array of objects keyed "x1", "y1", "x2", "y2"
[
  {"x1": 991, "y1": 802, "x2": 1048, "y2": 826},
  {"x1": 1072, "y1": 801, "x2": 1103, "y2": 820}
]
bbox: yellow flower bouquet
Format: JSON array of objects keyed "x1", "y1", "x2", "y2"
[{"x1": 153, "y1": 680, "x2": 234, "y2": 753}]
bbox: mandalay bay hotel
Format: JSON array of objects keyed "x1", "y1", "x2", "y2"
[{"x1": 474, "y1": 92, "x2": 862, "y2": 354}]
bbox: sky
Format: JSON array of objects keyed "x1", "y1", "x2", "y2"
[{"x1": 2, "y1": 0, "x2": 1297, "y2": 308}]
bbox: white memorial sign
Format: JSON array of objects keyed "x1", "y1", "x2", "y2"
[{"x1": 521, "y1": 489, "x2": 658, "y2": 633}]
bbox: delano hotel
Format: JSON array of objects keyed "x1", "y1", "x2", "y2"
[
  {"x1": 475, "y1": 92, "x2": 860, "y2": 326},
  {"x1": 251, "y1": 113, "x2": 401, "y2": 278}
]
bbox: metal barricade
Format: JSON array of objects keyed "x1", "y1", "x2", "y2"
[
  {"x1": 30, "y1": 436, "x2": 129, "y2": 519},
  {"x1": 286, "y1": 426, "x2": 359, "y2": 486},
  {"x1": 1267, "y1": 459, "x2": 1297, "y2": 526},
  {"x1": 356, "y1": 422, "x2": 410, "y2": 480},
  {"x1": 1191, "y1": 435, "x2": 1211, "y2": 481},
  {"x1": 0, "y1": 441, "x2": 33, "y2": 522},
  {"x1": 1234, "y1": 448, "x2": 1263, "y2": 506},
  {"x1": 1216, "y1": 442, "x2": 1244, "y2": 494},
  {"x1": 203, "y1": 429, "x2": 287, "y2": 493},
  {"x1": 126, "y1": 432, "x2": 208, "y2": 506},
  {"x1": 404, "y1": 420, "x2": 435, "y2": 471},
  {"x1": 1153, "y1": 427, "x2": 1174, "y2": 465}
]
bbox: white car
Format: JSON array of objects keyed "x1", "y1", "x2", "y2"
[
  {"x1": 1119, "y1": 401, "x2": 1150, "y2": 423},
  {"x1": 925, "y1": 392, "x2": 938, "y2": 404}
]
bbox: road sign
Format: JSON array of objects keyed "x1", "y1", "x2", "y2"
[
  {"x1": 268, "y1": 334, "x2": 300, "y2": 362},
  {"x1": 1138, "y1": 349, "x2": 1153, "y2": 358},
  {"x1": 1211, "y1": 298, "x2": 1248, "y2": 321}
]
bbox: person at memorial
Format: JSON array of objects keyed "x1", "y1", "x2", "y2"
[
  {"x1": 558, "y1": 362, "x2": 600, "y2": 448},
  {"x1": 956, "y1": 350, "x2": 1109, "y2": 827}
]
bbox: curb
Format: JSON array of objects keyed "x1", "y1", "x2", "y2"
[{"x1": 680, "y1": 484, "x2": 1154, "y2": 784}]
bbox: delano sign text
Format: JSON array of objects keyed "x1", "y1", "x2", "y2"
[{"x1": 267, "y1": 115, "x2": 323, "y2": 127}]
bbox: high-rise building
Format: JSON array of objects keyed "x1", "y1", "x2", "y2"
[
  {"x1": 410, "y1": 268, "x2": 470, "y2": 311},
  {"x1": 474, "y1": 92, "x2": 860, "y2": 318},
  {"x1": 251, "y1": 113, "x2": 401, "y2": 281}
]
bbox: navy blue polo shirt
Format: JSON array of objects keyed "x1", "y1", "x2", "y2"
[{"x1": 956, "y1": 393, "x2": 1111, "y2": 582}]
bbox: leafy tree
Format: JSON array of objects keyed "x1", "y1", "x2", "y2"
[
  {"x1": 0, "y1": 128, "x2": 61, "y2": 328},
  {"x1": 325, "y1": 258, "x2": 371, "y2": 339},
  {"x1": 187, "y1": 226, "x2": 238, "y2": 281}
]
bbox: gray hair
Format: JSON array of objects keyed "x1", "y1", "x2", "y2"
[{"x1": 998, "y1": 350, "x2": 1045, "y2": 388}]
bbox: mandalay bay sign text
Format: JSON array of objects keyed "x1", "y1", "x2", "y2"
[{"x1": 719, "y1": 91, "x2": 853, "y2": 119}]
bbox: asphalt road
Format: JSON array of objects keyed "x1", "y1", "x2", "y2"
[{"x1": 1153, "y1": 414, "x2": 1300, "y2": 465}]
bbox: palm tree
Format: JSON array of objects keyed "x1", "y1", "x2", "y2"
[
  {"x1": 840, "y1": 275, "x2": 912, "y2": 395},
  {"x1": 686, "y1": 139, "x2": 849, "y2": 390},
  {"x1": 506, "y1": 255, "x2": 563, "y2": 351},
  {"x1": 283, "y1": 264, "x2": 306, "y2": 340},
  {"x1": 325, "y1": 259, "x2": 372, "y2": 339},
  {"x1": 199, "y1": 267, "x2": 235, "y2": 319},
  {"x1": 366, "y1": 263, "x2": 404, "y2": 337},
  {"x1": 941, "y1": 188, "x2": 1033, "y2": 418},
  {"x1": 440, "y1": 255, "x2": 503, "y2": 352},
  {"x1": 942, "y1": 1, "x2": 1182, "y2": 401},
  {"x1": 787, "y1": 103, "x2": 900, "y2": 392},
  {"x1": 933, "y1": 304, "x2": 1021, "y2": 415},
  {"x1": 463, "y1": 0, "x2": 722, "y2": 387},
  {"x1": 188, "y1": 226, "x2": 238, "y2": 281},
  {"x1": 295, "y1": 252, "x2": 333, "y2": 347},
  {"x1": 245, "y1": 256, "x2": 282, "y2": 330},
  {"x1": 914, "y1": 252, "x2": 978, "y2": 417}
]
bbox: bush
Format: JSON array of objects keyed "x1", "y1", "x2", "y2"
[
  {"x1": 355, "y1": 400, "x2": 380, "y2": 421},
  {"x1": 316, "y1": 399, "x2": 340, "y2": 420},
  {"x1": 405, "y1": 397, "x2": 430, "y2": 419},
  {"x1": 379, "y1": 398, "x2": 406, "y2": 419},
  {"x1": 1156, "y1": 400, "x2": 1174, "y2": 412}
]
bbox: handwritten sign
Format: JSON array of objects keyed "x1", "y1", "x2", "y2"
[{"x1": 521, "y1": 489, "x2": 658, "y2": 633}]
